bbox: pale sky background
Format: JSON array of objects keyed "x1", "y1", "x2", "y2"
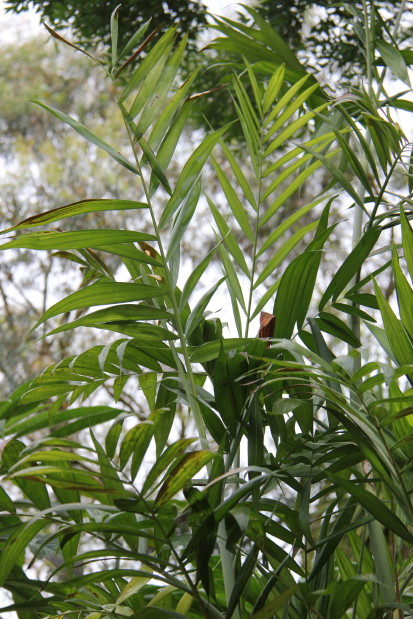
[{"x1": 0, "y1": 0, "x2": 41, "y2": 42}]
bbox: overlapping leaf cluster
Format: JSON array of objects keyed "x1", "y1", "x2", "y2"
[{"x1": 2, "y1": 3, "x2": 413, "y2": 618}]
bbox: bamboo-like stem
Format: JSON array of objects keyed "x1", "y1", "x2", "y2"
[
  {"x1": 244, "y1": 129, "x2": 264, "y2": 340},
  {"x1": 349, "y1": 1, "x2": 374, "y2": 365},
  {"x1": 218, "y1": 519, "x2": 239, "y2": 618},
  {"x1": 117, "y1": 103, "x2": 209, "y2": 451},
  {"x1": 112, "y1": 60, "x2": 244, "y2": 616}
]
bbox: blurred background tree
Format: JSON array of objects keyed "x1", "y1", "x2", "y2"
[
  {"x1": 259, "y1": 0, "x2": 413, "y2": 78},
  {"x1": 6, "y1": 1, "x2": 413, "y2": 78},
  {"x1": 0, "y1": 39, "x2": 147, "y2": 395},
  {"x1": 4, "y1": 0, "x2": 207, "y2": 51}
]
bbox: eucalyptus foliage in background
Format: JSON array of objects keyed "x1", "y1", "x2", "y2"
[
  {"x1": 4, "y1": 0, "x2": 207, "y2": 50},
  {"x1": 2, "y1": 3, "x2": 413, "y2": 618}
]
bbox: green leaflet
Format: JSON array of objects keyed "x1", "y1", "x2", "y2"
[
  {"x1": 211, "y1": 155, "x2": 254, "y2": 243},
  {"x1": 368, "y1": 520, "x2": 395, "y2": 605},
  {"x1": 120, "y1": 27, "x2": 177, "y2": 102},
  {"x1": 400, "y1": 206, "x2": 413, "y2": 282},
  {"x1": 148, "y1": 101, "x2": 194, "y2": 198},
  {"x1": 141, "y1": 438, "x2": 197, "y2": 496},
  {"x1": 262, "y1": 63, "x2": 285, "y2": 114},
  {"x1": 374, "y1": 280, "x2": 413, "y2": 381},
  {"x1": 166, "y1": 180, "x2": 201, "y2": 261},
  {"x1": 0, "y1": 229, "x2": 156, "y2": 251},
  {"x1": 0, "y1": 199, "x2": 147, "y2": 234},
  {"x1": 139, "y1": 137, "x2": 172, "y2": 195},
  {"x1": 1, "y1": 440, "x2": 51, "y2": 510},
  {"x1": 31, "y1": 282, "x2": 167, "y2": 330},
  {"x1": 392, "y1": 246, "x2": 413, "y2": 340},
  {"x1": 328, "y1": 472, "x2": 413, "y2": 544},
  {"x1": 32, "y1": 101, "x2": 139, "y2": 174},
  {"x1": 377, "y1": 39, "x2": 411, "y2": 85},
  {"x1": 0, "y1": 519, "x2": 49, "y2": 587},
  {"x1": 119, "y1": 413, "x2": 163, "y2": 478},
  {"x1": 315, "y1": 311, "x2": 362, "y2": 348},
  {"x1": 114, "y1": 20, "x2": 152, "y2": 74},
  {"x1": 185, "y1": 276, "x2": 226, "y2": 338},
  {"x1": 254, "y1": 221, "x2": 318, "y2": 288},
  {"x1": 208, "y1": 197, "x2": 250, "y2": 277},
  {"x1": 159, "y1": 126, "x2": 229, "y2": 229},
  {"x1": 250, "y1": 586, "x2": 299, "y2": 619},
  {"x1": 44, "y1": 304, "x2": 172, "y2": 337},
  {"x1": 110, "y1": 5, "x2": 120, "y2": 68},
  {"x1": 258, "y1": 197, "x2": 328, "y2": 256},
  {"x1": 135, "y1": 34, "x2": 188, "y2": 137},
  {"x1": 179, "y1": 244, "x2": 219, "y2": 311},
  {"x1": 148, "y1": 69, "x2": 199, "y2": 152},
  {"x1": 273, "y1": 204, "x2": 333, "y2": 338},
  {"x1": 155, "y1": 451, "x2": 216, "y2": 506},
  {"x1": 190, "y1": 339, "x2": 254, "y2": 363},
  {"x1": 319, "y1": 226, "x2": 381, "y2": 309},
  {"x1": 5, "y1": 405, "x2": 127, "y2": 439}
]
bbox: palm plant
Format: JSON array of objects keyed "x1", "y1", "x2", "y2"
[{"x1": 1, "y1": 3, "x2": 413, "y2": 618}]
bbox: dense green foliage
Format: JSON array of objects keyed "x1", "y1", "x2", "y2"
[{"x1": 2, "y1": 3, "x2": 413, "y2": 618}]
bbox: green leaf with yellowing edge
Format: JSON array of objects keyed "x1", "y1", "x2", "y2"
[
  {"x1": 155, "y1": 451, "x2": 216, "y2": 505},
  {"x1": 0, "y1": 199, "x2": 147, "y2": 234}
]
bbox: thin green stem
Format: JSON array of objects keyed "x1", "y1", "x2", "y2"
[
  {"x1": 363, "y1": 0, "x2": 374, "y2": 101},
  {"x1": 349, "y1": 1, "x2": 375, "y2": 365},
  {"x1": 117, "y1": 104, "x2": 209, "y2": 451},
  {"x1": 366, "y1": 148, "x2": 404, "y2": 230},
  {"x1": 244, "y1": 115, "x2": 265, "y2": 338},
  {"x1": 217, "y1": 520, "x2": 239, "y2": 618},
  {"x1": 352, "y1": 525, "x2": 367, "y2": 619}
]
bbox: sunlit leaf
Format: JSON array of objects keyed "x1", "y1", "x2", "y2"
[
  {"x1": 374, "y1": 280, "x2": 413, "y2": 380},
  {"x1": 120, "y1": 27, "x2": 177, "y2": 102}
]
